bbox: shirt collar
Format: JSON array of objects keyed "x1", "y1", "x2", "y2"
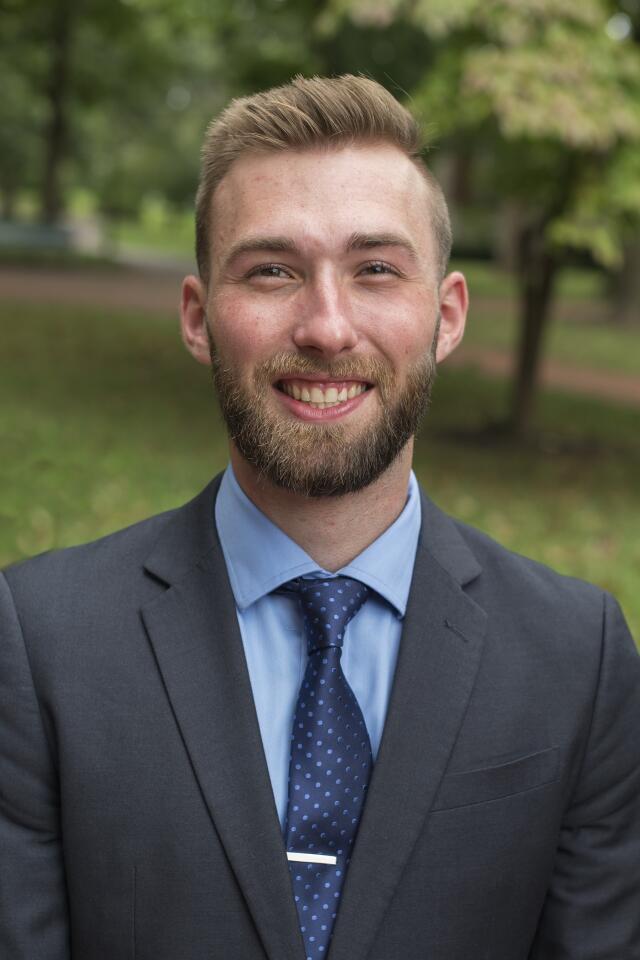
[{"x1": 215, "y1": 464, "x2": 421, "y2": 618}]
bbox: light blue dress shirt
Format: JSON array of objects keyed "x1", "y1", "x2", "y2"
[{"x1": 215, "y1": 464, "x2": 422, "y2": 830}]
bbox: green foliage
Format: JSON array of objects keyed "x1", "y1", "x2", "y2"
[
  {"x1": 209, "y1": 0, "x2": 323, "y2": 92},
  {"x1": 332, "y1": 0, "x2": 640, "y2": 267},
  {"x1": 550, "y1": 144, "x2": 640, "y2": 266},
  {"x1": 0, "y1": 0, "x2": 50, "y2": 206},
  {"x1": 4, "y1": 0, "x2": 639, "y2": 260},
  {"x1": 0, "y1": 0, "x2": 234, "y2": 219},
  {"x1": 464, "y1": 22, "x2": 640, "y2": 148},
  {"x1": 71, "y1": 2, "x2": 229, "y2": 217},
  {"x1": 109, "y1": 200, "x2": 194, "y2": 257}
]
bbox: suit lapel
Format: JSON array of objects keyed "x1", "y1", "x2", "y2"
[
  {"x1": 141, "y1": 481, "x2": 305, "y2": 960},
  {"x1": 328, "y1": 496, "x2": 487, "y2": 960},
  {"x1": 139, "y1": 479, "x2": 487, "y2": 960}
]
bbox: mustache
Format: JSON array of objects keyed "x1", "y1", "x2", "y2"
[{"x1": 253, "y1": 352, "x2": 391, "y2": 385}]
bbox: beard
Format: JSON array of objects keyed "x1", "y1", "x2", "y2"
[{"x1": 208, "y1": 325, "x2": 439, "y2": 498}]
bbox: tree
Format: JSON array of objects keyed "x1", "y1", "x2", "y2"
[
  {"x1": 327, "y1": 0, "x2": 640, "y2": 434},
  {"x1": 0, "y1": 0, "x2": 49, "y2": 218},
  {"x1": 0, "y1": 0, "x2": 230, "y2": 223},
  {"x1": 604, "y1": 0, "x2": 640, "y2": 326}
]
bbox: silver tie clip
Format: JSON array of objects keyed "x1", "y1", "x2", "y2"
[{"x1": 287, "y1": 852, "x2": 337, "y2": 865}]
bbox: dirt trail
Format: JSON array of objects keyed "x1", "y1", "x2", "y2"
[
  {"x1": 447, "y1": 346, "x2": 640, "y2": 408},
  {"x1": 0, "y1": 263, "x2": 187, "y2": 314},
  {"x1": 2, "y1": 263, "x2": 639, "y2": 407}
]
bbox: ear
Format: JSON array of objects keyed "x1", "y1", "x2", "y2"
[
  {"x1": 435, "y1": 271, "x2": 468, "y2": 364},
  {"x1": 180, "y1": 274, "x2": 212, "y2": 366}
]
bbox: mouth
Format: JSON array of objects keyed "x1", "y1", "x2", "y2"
[{"x1": 275, "y1": 378, "x2": 372, "y2": 410}]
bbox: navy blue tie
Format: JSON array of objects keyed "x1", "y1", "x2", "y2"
[{"x1": 281, "y1": 576, "x2": 373, "y2": 960}]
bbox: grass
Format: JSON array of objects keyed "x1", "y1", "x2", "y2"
[
  {"x1": 452, "y1": 261, "x2": 640, "y2": 377},
  {"x1": 1, "y1": 299, "x2": 638, "y2": 642},
  {"x1": 462, "y1": 305, "x2": 640, "y2": 377},
  {"x1": 450, "y1": 259, "x2": 608, "y2": 301},
  {"x1": 0, "y1": 246, "x2": 124, "y2": 271}
]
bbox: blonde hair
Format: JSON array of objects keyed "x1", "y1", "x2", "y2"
[{"x1": 195, "y1": 74, "x2": 452, "y2": 283}]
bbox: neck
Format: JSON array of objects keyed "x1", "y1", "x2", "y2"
[{"x1": 229, "y1": 443, "x2": 414, "y2": 572}]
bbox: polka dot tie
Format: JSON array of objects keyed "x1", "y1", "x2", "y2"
[{"x1": 281, "y1": 576, "x2": 373, "y2": 960}]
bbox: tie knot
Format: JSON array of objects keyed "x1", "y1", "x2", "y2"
[{"x1": 284, "y1": 576, "x2": 369, "y2": 654}]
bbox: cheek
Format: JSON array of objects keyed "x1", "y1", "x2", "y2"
[
  {"x1": 212, "y1": 293, "x2": 284, "y2": 357},
  {"x1": 358, "y1": 290, "x2": 435, "y2": 360},
  {"x1": 379, "y1": 318, "x2": 433, "y2": 364}
]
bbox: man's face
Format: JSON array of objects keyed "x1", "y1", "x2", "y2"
[{"x1": 183, "y1": 143, "x2": 466, "y2": 496}]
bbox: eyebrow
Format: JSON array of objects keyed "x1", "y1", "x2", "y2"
[
  {"x1": 222, "y1": 236, "x2": 297, "y2": 272},
  {"x1": 222, "y1": 231, "x2": 420, "y2": 271},
  {"x1": 346, "y1": 231, "x2": 420, "y2": 263}
]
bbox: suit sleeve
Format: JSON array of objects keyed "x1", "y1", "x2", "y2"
[
  {"x1": 0, "y1": 571, "x2": 71, "y2": 959},
  {"x1": 530, "y1": 593, "x2": 640, "y2": 959}
]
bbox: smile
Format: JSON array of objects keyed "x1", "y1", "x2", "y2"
[{"x1": 276, "y1": 379, "x2": 371, "y2": 410}]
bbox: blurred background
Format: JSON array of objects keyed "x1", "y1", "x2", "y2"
[{"x1": 1, "y1": 0, "x2": 639, "y2": 638}]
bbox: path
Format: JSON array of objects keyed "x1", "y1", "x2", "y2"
[
  {"x1": 447, "y1": 346, "x2": 640, "y2": 408},
  {"x1": 2, "y1": 263, "x2": 639, "y2": 408},
  {"x1": 0, "y1": 262, "x2": 189, "y2": 315}
]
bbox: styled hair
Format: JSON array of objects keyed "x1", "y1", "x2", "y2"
[{"x1": 195, "y1": 74, "x2": 452, "y2": 283}]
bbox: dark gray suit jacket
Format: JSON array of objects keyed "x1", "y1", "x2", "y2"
[{"x1": 1, "y1": 477, "x2": 639, "y2": 960}]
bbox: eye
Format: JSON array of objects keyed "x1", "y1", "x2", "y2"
[
  {"x1": 246, "y1": 263, "x2": 293, "y2": 281},
  {"x1": 358, "y1": 260, "x2": 400, "y2": 278}
]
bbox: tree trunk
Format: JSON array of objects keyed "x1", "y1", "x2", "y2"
[
  {"x1": 449, "y1": 150, "x2": 474, "y2": 207},
  {"x1": 495, "y1": 202, "x2": 523, "y2": 272},
  {"x1": 1, "y1": 186, "x2": 16, "y2": 220},
  {"x1": 41, "y1": 0, "x2": 72, "y2": 224},
  {"x1": 610, "y1": 238, "x2": 640, "y2": 327},
  {"x1": 509, "y1": 224, "x2": 559, "y2": 436}
]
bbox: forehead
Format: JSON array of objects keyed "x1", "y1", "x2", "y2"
[{"x1": 210, "y1": 143, "x2": 433, "y2": 262}]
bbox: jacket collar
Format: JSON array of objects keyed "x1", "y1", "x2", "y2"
[
  {"x1": 143, "y1": 473, "x2": 482, "y2": 592},
  {"x1": 141, "y1": 474, "x2": 486, "y2": 960}
]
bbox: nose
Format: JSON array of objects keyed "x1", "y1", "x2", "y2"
[{"x1": 291, "y1": 274, "x2": 358, "y2": 358}]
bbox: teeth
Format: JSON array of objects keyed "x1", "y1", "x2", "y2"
[{"x1": 280, "y1": 381, "x2": 367, "y2": 407}]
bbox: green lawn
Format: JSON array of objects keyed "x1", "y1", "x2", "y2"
[
  {"x1": 452, "y1": 260, "x2": 640, "y2": 377},
  {"x1": 451, "y1": 259, "x2": 608, "y2": 301},
  {"x1": 463, "y1": 302, "x2": 640, "y2": 377},
  {"x1": 1, "y1": 300, "x2": 639, "y2": 641}
]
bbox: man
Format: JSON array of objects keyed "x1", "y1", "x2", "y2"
[{"x1": 1, "y1": 75, "x2": 639, "y2": 960}]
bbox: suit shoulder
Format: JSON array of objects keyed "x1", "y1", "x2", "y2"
[
  {"x1": 2, "y1": 505, "x2": 179, "y2": 602},
  {"x1": 451, "y1": 515, "x2": 607, "y2": 617}
]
